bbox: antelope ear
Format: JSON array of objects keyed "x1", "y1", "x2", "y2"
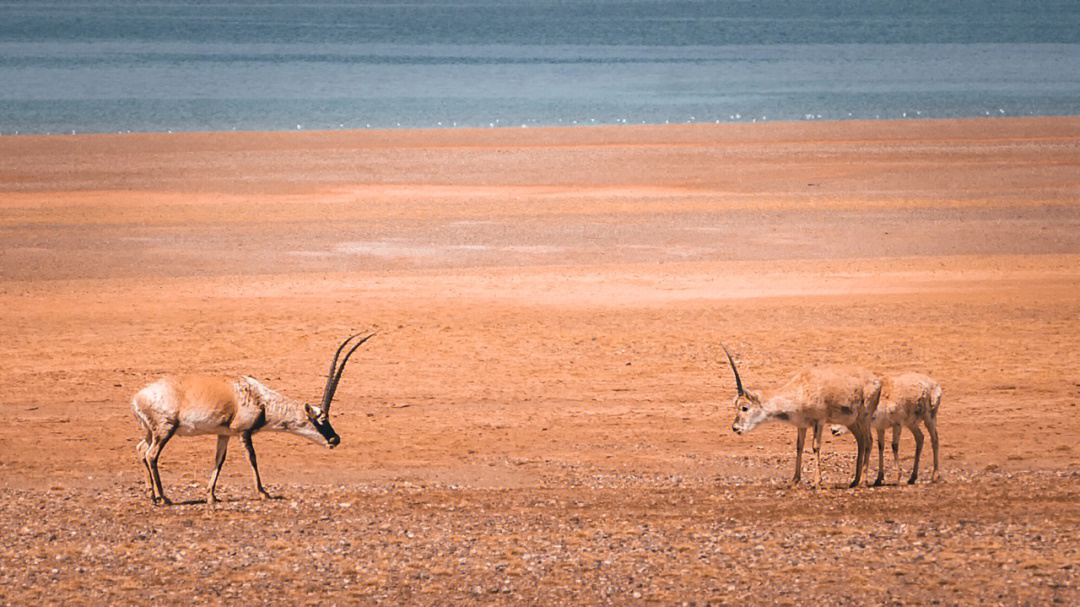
[{"x1": 304, "y1": 403, "x2": 315, "y2": 418}]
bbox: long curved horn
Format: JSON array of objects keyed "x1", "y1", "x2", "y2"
[
  {"x1": 721, "y1": 344, "x2": 744, "y2": 396},
  {"x1": 321, "y1": 331, "x2": 377, "y2": 413}
]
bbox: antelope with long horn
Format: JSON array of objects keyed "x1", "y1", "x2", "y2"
[
  {"x1": 831, "y1": 372, "x2": 942, "y2": 485},
  {"x1": 723, "y1": 345, "x2": 881, "y2": 489},
  {"x1": 131, "y1": 332, "x2": 376, "y2": 505}
]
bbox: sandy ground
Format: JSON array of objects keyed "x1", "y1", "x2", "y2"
[{"x1": 1, "y1": 117, "x2": 1079, "y2": 605}]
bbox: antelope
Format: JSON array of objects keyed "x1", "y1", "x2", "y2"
[
  {"x1": 131, "y1": 332, "x2": 375, "y2": 505},
  {"x1": 723, "y1": 345, "x2": 881, "y2": 489},
  {"x1": 831, "y1": 372, "x2": 942, "y2": 485}
]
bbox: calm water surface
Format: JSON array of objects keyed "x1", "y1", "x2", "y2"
[{"x1": 1, "y1": 1, "x2": 1078, "y2": 134}]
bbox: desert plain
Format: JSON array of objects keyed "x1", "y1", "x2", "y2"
[{"x1": 1, "y1": 117, "x2": 1079, "y2": 605}]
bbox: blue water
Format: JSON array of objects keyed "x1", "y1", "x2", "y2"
[{"x1": 2, "y1": 1, "x2": 1079, "y2": 134}]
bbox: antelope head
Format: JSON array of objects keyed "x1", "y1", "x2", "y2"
[
  {"x1": 300, "y1": 331, "x2": 376, "y2": 448},
  {"x1": 723, "y1": 344, "x2": 765, "y2": 434}
]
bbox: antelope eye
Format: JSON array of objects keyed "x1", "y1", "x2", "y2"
[{"x1": 740, "y1": 406, "x2": 748, "y2": 412}]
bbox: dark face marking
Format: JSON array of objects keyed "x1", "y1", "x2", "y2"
[
  {"x1": 312, "y1": 415, "x2": 340, "y2": 447},
  {"x1": 305, "y1": 404, "x2": 340, "y2": 447}
]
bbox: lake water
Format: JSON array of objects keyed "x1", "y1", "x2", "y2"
[{"x1": 2, "y1": 0, "x2": 1079, "y2": 134}]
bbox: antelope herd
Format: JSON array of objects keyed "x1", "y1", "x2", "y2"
[
  {"x1": 132, "y1": 335, "x2": 940, "y2": 504},
  {"x1": 721, "y1": 345, "x2": 942, "y2": 489},
  {"x1": 723, "y1": 345, "x2": 881, "y2": 489}
]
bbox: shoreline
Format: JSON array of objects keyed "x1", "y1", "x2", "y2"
[
  {"x1": 4, "y1": 114, "x2": 1080, "y2": 146},
  {"x1": 3, "y1": 112, "x2": 1080, "y2": 138}
]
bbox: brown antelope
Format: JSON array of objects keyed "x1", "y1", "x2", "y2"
[
  {"x1": 131, "y1": 332, "x2": 375, "y2": 505},
  {"x1": 723, "y1": 345, "x2": 881, "y2": 489},
  {"x1": 831, "y1": 372, "x2": 942, "y2": 485}
]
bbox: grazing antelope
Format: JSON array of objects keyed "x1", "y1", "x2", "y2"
[
  {"x1": 723, "y1": 345, "x2": 881, "y2": 489},
  {"x1": 131, "y1": 332, "x2": 375, "y2": 505},
  {"x1": 831, "y1": 372, "x2": 942, "y2": 485}
]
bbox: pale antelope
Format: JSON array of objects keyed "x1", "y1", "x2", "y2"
[
  {"x1": 831, "y1": 372, "x2": 942, "y2": 485},
  {"x1": 723, "y1": 345, "x2": 881, "y2": 489},
  {"x1": 131, "y1": 332, "x2": 375, "y2": 505}
]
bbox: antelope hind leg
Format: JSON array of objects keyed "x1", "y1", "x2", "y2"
[
  {"x1": 873, "y1": 427, "x2": 886, "y2": 487},
  {"x1": 792, "y1": 426, "x2": 807, "y2": 486},
  {"x1": 146, "y1": 425, "x2": 177, "y2": 505},
  {"x1": 812, "y1": 422, "x2": 824, "y2": 490}
]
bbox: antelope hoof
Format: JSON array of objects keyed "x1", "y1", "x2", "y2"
[
  {"x1": 872, "y1": 476, "x2": 884, "y2": 487},
  {"x1": 258, "y1": 490, "x2": 273, "y2": 500},
  {"x1": 907, "y1": 476, "x2": 918, "y2": 485}
]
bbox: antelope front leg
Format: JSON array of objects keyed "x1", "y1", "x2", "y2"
[
  {"x1": 792, "y1": 426, "x2": 808, "y2": 486},
  {"x1": 207, "y1": 435, "x2": 230, "y2": 504},
  {"x1": 891, "y1": 425, "x2": 903, "y2": 485},
  {"x1": 811, "y1": 422, "x2": 824, "y2": 489},
  {"x1": 241, "y1": 432, "x2": 273, "y2": 500},
  {"x1": 907, "y1": 425, "x2": 924, "y2": 485},
  {"x1": 925, "y1": 417, "x2": 941, "y2": 482},
  {"x1": 873, "y1": 427, "x2": 886, "y2": 487},
  {"x1": 849, "y1": 423, "x2": 868, "y2": 488}
]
